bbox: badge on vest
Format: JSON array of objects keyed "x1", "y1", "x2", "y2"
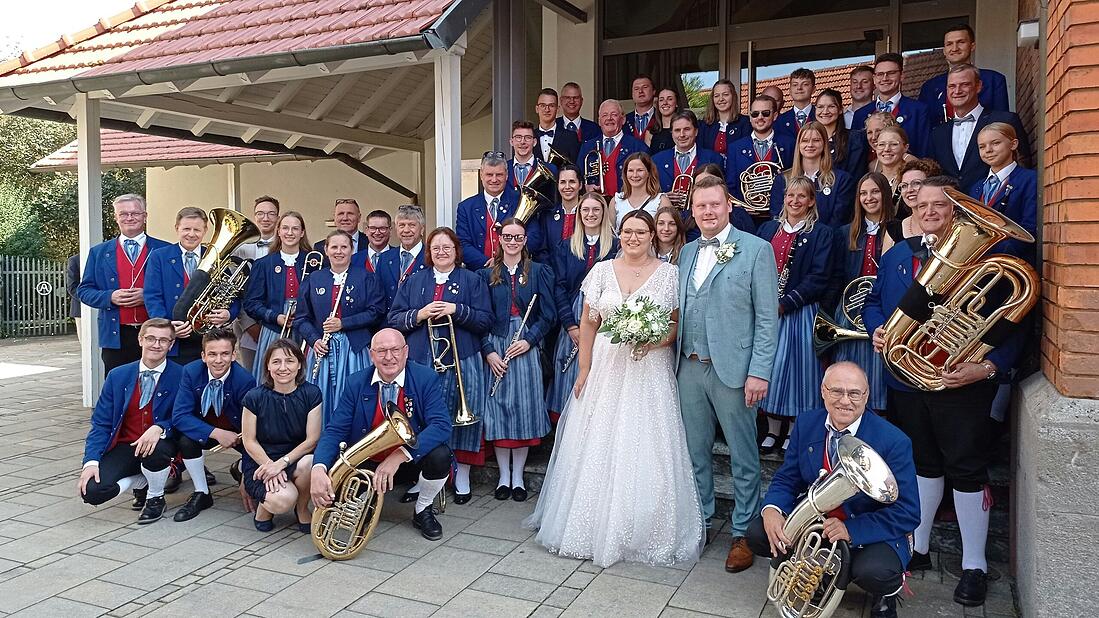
[
  {"x1": 822, "y1": 186, "x2": 831, "y2": 196},
  {"x1": 897, "y1": 116, "x2": 905, "y2": 123}
]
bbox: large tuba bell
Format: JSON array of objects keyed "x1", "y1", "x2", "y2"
[
  {"x1": 739, "y1": 160, "x2": 783, "y2": 216},
  {"x1": 545, "y1": 146, "x2": 573, "y2": 168},
  {"x1": 172, "y1": 208, "x2": 260, "y2": 334},
  {"x1": 311, "y1": 401, "x2": 417, "y2": 561},
  {"x1": 768, "y1": 435, "x2": 899, "y2": 618},
  {"x1": 813, "y1": 276, "x2": 875, "y2": 355},
  {"x1": 513, "y1": 161, "x2": 557, "y2": 225},
  {"x1": 428, "y1": 315, "x2": 479, "y2": 427},
  {"x1": 881, "y1": 187, "x2": 1039, "y2": 391}
]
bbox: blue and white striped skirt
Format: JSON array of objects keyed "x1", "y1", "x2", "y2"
[
  {"x1": 483, "y1": 317, "x2": 551, "y2": 442},
  {"x1": 760, "y1": 303, "x2": 824, "y2": 418},
  {"x1": 545, "y1": 292, "x2": 584, "y2": 416},
  {"x1": 831, "y1": 312, "x2": 887, "y2": 411},
  {"x1": 437, "y1": 354, "x2": 490, "y2": 453},
  {"x1": 306, "y1": 331, "x2": 369, "y2": 428},
  {"x1": 252, "y1": 300, "x2": 304, "y2": 378}
]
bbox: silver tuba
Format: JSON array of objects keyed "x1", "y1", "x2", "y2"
[{"x1": 767, "y1": 435, "x2": 899, "y2": 618}]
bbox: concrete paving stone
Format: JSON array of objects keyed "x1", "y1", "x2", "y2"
[
  {"x1": 577, "y1": 560, "x2": 603, "y2": 574},
  {"x1": 113, "y1": 505, "x2": 239, "y2": 548},
  {"x1": 7, "y1": 461, "x2": 79, "y2": 482},
  {"x1": 444, "y1": 531, "x2": 521, "y2": 556},
  {"x1": 193, "y1": 557, "x2": 234, "y2": 577},
  {"x1": 758, "y1": 592, "x2": 864, "y2": 618},
  {"x1": 666, "y1": 556, "x2": 771, "y2": 618},
  {"x1": 249, "y1": 562, "x2": 389, "y2": 618},
  {"x1": 8, "y1": 596, "x2": 107, "y2": 617},
  {"x1": 0, "y1": 519, "x2": 44, "y2": 540},
  {"x1": 146, "y1": 582, "x2": 267, "y2": 617},
  {"x1": 561, "y1": 571, "x2": 596, "y2": 589},
  {"x1": 86, "y1": 505, "x2": 147, "y2": 525},
  {"x1": 0, "y1": 565, "x2": 31, "y2": 583},
  {"x1": 459, "y1": 500, "x2": 538, "y2": 543},
  {"x1": 59, "y1": 579, "x2": 146, "y2": 610},
  {"x1": 531, "y1": 606, "x2": 565, "y2": 618},
  {"x1": 170, "y1": 574, "x2": 201, "y2": 587},
  {"x1": 0, "y1": 558, "x2": 20, "y2": 574},
  {"x1": 470, "y1": 572, "x2": 557, "y2": 603},
  {"x1": 133, "y1": 584, "x2": 179, "y2": 605},
  {"x1": 65, "y1": 539, "x2": 103, "y2": 555},
  {"x1": 80, "y1": 540, "x2": 159, "y2": 563},
  {"x1": 26, "y1": 552, "x2": 66, "y2": 568},
  {"x1": 197, "y1": 568, "x2": 232, "y2": 584},
  {"x1": 563, "y1": 573, "x2": 677, "y2": 617},
  {"x1": 2, "y1": 489, "x2": 67, "y2": 506},
  {"x1": 659, "y1": 609, "x2": 727, "y2": 618},
  {"x1": 215, "y1": 566, "x2": 302, "y2": 594},
  {"x1": 0, "y1": 516, "x2": 121, "y2": 563},
  {"x1": 249, "y1": 535, "x2": 332, "y2": 577},
  {"x1": 341, "y1": 548, "x2": 416, "y2": 574},
  {"x1": 375, "y1": 545, "x2": 500, "y2": 605},
  {"x1": 489, "y1": 539, "x2": 583, "y2": 585},
  {"x1": 544, "y1": 586, "x2": 581, "y2": 609},
  {"x1": 0, "y1": 553, "x2": 122, "y2": 613},
  {"x1": 345, "y1": 592, "x2": 440, "y2": 618},
  {"x1": 433, "y1": 588, "x2": 539, "y2": 618},
  {"x1": 361, "y1": 516, "x2": 471, "y2": 559},
  {"x1": 100, "y1": 537, "x2": 238, "y2": 592},
  {"x1": 602, "y1": 561, "x2": 691, "y2": 586}
]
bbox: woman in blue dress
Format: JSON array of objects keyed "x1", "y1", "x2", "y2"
[
  {"x1": 480, "y1": 219, "x2": 556, "y2": 502},
  {"x1": 546, "y1": 192, "x2": 617, "y2": 422},
  {"x1": 244, "y1": 211, "x2": 316, "y2": 377},
  {"x1": 654, "y1": 205, "x2": 686, "y2": 264},
  {"x1": 296, "y1": 230, "x2": 386, "y2": 426},
  {"x1": 757, "y1": 176, "x2": 834, "y2": 453},
  {"x1": 388, "y1": 226, "x2": 493, "y2": 504}
]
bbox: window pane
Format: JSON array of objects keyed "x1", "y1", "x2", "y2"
[
  {"x1": 603, "y1": 0, "x2": 718, "y2": 38},
  {"x1": 741, "y1": 40, "x2": 877, "y2": 111},
  {"x1": 902, "y1": 17, "x2": 970, "y2": 53},
  {"x1": 603, "y1": 45, "x2": 719, "y2": 106},
  {"x1": 729, "y1": 0, "x2": 887, "y2": 23}
]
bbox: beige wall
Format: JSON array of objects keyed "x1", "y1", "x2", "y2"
[
  {"x1": 542, "y1": 0, "x2": 597, "y2": 117},
  {"x1": 975, "y1": 0, "x2": 1020, "y2": 104}
]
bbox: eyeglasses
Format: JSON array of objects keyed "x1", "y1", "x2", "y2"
[
  {"x1": 117, "y1": 211, "x2": 146, "y2": 220},
  {"x1": 366, "y1": 225, "x2": 390, "y2": 232},
  {"x1": 430, "y1": 246, "x2": 455, "y2": 254},
  {"x1": 512, "y1": 135, "x2": 536, "y2": 142},
  {"x1": 874, "y1": 70, "x2": 901, "y2": 78},
  {"x1": 824, "y1": 387, "x2": 867, "y2": 403},
  {"x1": 535, "y1": 102, "x2": 557, "y2": 109},
  {"x1": 749, "y1": 110, "x2": 773, "y2": 118},
  {"x1": 500, "y1": 234, "x2": 526, "y2": 242},
  {"x1": 561, "y1": 95, "x2": 582, "y2": 101},
  {"x1": 898, "y1": 180, "x2": 924, "y2": 192},
  {"x1": 371, "y1": 346, "x2": 406, "y2": 358},
  {"x1": 254, "y1": 211, "x2": 278, "y2": 218},
  {"x1": 142, "y1": 335, "x2": 173, "y2": 346},
  {"x1": 619, "y1": 229, "x2": 650, "y2": 237}
]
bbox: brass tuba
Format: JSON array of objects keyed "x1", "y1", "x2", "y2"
[
  {"x1": 881, "y1": 187, "x2": 1038, "y2": 391},
  {"x1": 768, "y1": 435, "x2": 899, "y2": 618},
  {"x1": 311, "y1": 401, "x2": 417, "y2": 561},
  {"x1": 428, "y1": 315, "x2": 479, "y2": 427},
  {"x1": 172, "y1": 208, "x2": 260, "y2": 334},
  {"x1": 513, "y1": 161, "x2": 557, "y2": 225},
  {"x1": 813, "y1": 276, "x2": 875, "y2": 355}
]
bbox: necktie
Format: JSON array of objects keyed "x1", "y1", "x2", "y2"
[
  {"x1": 369, "y1": 252, "x2": 380, "y2": 270},
  {"x1": 698, "y1": 237, "x2": 720, "y2": 248},
  {"x1": 603, "y1": 137, "x2": 614, "y2": 156},
  {"x1": 953, "y1": 114, "x2": 975, "y2": 125},
  {"x1": 983, "y1": 175, "x2": 1001, "y2": 201},
  {"x1": 566, "y1": 121, "x2": 577, "y2": 133},
  {"x1": 828, "y1": 428, "x2": 850, "y2": 466},
  {"x1": 201, "y1": 378, "x2": 223, "y2": 417},
  {"x1": 184, "y1": 251, "x2": 197, "y2": 278},
  {"x1": 676, "y1": 152, "x2": 691, "y2": 172},
  {"x1": 124, "y1": 239, "x2": 139, "y2": 263},
  {"x1": 753, "y1": 139, "x2": 769, "y2": 160},
  {"x1": 138, "y1": 370, "x2": 157, "y2": 409},
  {"x1": 490, "y1": 197, "x2": 500, "y2": 222},
  {"x1": 536, "y1": 128, "x2": 554, "y2": 138},
  {"x1": 516, "y1": 163, "x2": 530, "y2": 185},
  {"x1": 876, "y1": 100, "x2": 894, "y2": 113},
  {"x1": 400, "y1": 250, "x2": 412, "y2": 273},
  {"x1": 382, "y1": 382, "x2": 397, "y2": 407},
  {"x1": 796, "y1": 110, "x2": 807, "y2": 125}
]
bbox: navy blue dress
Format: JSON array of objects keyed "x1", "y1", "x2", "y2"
[{"x1": 241, "y1": 383, "x2": 323, "y2": 502}]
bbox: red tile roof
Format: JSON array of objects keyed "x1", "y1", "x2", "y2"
[
  {"x1": 31, "y1": 129, "x2": 308, "y2": 171},
  {"x1": 0, "y1": 0, "x2": 458, "y2": 86}
]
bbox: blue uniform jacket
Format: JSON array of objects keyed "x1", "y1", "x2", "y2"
[
  {"x1": 294, "y1": 268, "x2": 385, "y2": 353},
  {"x1": 550, "y1": 238, "x2": 618, "y2": 329},
  {"x1": 762, "y1": 408, "x2": 921, "y2": 566},
  {"x1": 387, "y1": 267, "x2": 494, "y2": 366},
  {"x1": 725, "y1": 133, "x2": 796, "y2": 207},
  {"x1": 455, "y1": 192, "x2": 525, "y2": 270},
  {"x1": 851, "y1": 96, "x2": 933, "y2": 158},
  {"x1": 556, "y1": 116, "x2": 601, "y2": 144},
  {"x1": 243, "y1": 251, "x2": 309, "y2": 333},
  {"x1": 83, "y1": 360, "x2": 183, "y2": 465},
  {"x1": 653, "y1": 147, "x2": 725, "y2": 193},
  {"x1": 966, "y1": 166, "x2": 1038, "y2": 265},
  {"x1": 793, "y1": 169, "x2": 855, "y2": 229},
  {"x1": 478, "y1": 262, "x2": 557, "y2": 352},
  {"x1": 576, "y1": 133, "x2": 649, "y2": 193},
  {"x1": 832, "y1": 131, "x2": 869, "y2": 181},
  {"x1": 827, "y1": 222, "x2": 889, "y2": 313},
  {"x1": 757, "y1": 221, "x2": 835, "y2": 313},
  {"x1": 699, "y1": 116, "x2": 752, "y2": 155},
  {"x1": 861, "y1": 238, "x2": 1024, "y2": 391},
  {"x1": 774, "y1": 107, "x2": 816, "y2": 139},
  {"x1": 145, "y1": 244, "x2": 240, "y2": 357},
  {"x1": 624, "y1": 110, "x2": 658, "y2": 140},
  {"x1": 918, "y1": 69, "x2": 1010, "y2": 126},
  {"x1": 373, "y1": 246, "x2": 428, "y2": 309},
  {"x1": 504, "y1": 158, "x2": 559, "y2": 204},
  {"x1": 171, "y1": 360, "x2": 255, "y2": 444},
  {"x1": 929, "y1": 110, "x2": 1031, "y2": 192},
  {"x1": 77, "y1": 236, "x2": 171, "y2": 349},
  {"x1": 539, "y1": 204, "x2": 579, "y2": 246},
  {"x1": 314, "y1": 361, "x2": 451, "y2": 467}
]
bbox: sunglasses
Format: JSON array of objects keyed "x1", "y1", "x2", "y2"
[{"x1": 750, "y1": 110, "x2": 773, "y2": 118}]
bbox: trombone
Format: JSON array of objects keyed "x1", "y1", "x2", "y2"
[
  {"x1": 490, "y1": 294, "x2": 538, "y2": 397},
  {"x1": 583, "y1": 150, "x2": 606, "y2": 194},
  {"x1": 280, "y1": 251, "x2": 324, "y2": 343},
  {"x1": 428, "y1": 315, "x2": 479, "y2": 427}
]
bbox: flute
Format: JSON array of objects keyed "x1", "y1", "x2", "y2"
[
  {"x1": 562, "y1": 344, "x2": 579, "y2": 373},
  {"x1": 490, "y1": 294, "x2": 538, "y2": 397},
  {"x1": 311, "y1": 288, "x2": 346, "y2": 380}
]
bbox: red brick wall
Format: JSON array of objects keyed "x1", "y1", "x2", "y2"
[{"x1": 1041, "y1": 0, "x2": 1099, "y2": 398}]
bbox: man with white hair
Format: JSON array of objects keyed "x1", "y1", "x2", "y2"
[{"x1": 575, "y1": 99, "x2": 649, "y2": 198}]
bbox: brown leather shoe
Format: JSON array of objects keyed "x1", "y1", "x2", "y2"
[{"x1": 724, "y1": 536, "x2": 754, "y2": 573}]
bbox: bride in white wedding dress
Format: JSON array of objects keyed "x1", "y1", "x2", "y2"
[{"x1": 524, "y1": 210, "x2": 704, "y2": 567}]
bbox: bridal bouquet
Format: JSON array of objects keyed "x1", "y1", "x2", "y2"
[{"x1": 598, "y1": 295, "x2": 672, "y2": 361}]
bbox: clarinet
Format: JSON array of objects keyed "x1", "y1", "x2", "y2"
[
  {"x1": 311, "y1": 283, "x2": 347, "y2": 380},
  {"x1": 490, "y1": 294, "x2": 538, "y2": 397},
  {"x1": 561, "y1": 343, "x2": 579, "y2": 373}
]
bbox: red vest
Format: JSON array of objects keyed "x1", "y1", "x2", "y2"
[
  {"x1": 370, "y1": 386, "x2": 406, "y2": 462},
  {"x1": 113, "y1": 379, "x2": 154, "y2": 449},
  {"x1": 284, "y1": 266, "x2": 299, "y2": 300},
  {"x1": 771, "y1": 229, "x2": 797, "y2": 273},
  {"x1": 602, "y1": 141, "x2": 625, "y2": 197},
  {"x1": 860, "y1": 234, "x2": 879, "y2": 277},
  {"x1": 116, "y1": 240, "x2": 150, "y2": 325}
]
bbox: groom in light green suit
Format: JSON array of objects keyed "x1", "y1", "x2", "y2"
[{"x1": 675, "y1": 175, "x2": 779, "y2": 573}]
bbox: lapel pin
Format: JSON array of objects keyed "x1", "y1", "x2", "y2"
[
  {"x1": 554, "y1": 212, "x2": 561, "y2": 221},
  {"x1": 822, "y1": 186, "x2": 831, "y2": 196},
  {"x1": 317, "y1": 287, "x2": 326, "y2": 295},
  {"x1": 275, "y1": 265, "x2": 282, "y2": 274},
  {"x1": 897, "y1": 115, "x2": 905, "y2": 123}
]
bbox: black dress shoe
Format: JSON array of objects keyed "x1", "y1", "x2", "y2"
[
  {"x1": 511, "y1": 487, "x2": 528, "y2": 502},
  {"x1": 494, "y1": 485, "x2": 512, "y2": 500},
  {"x1": 870, "y1": 594, "x2": 898, "y2": 618},
  {"x1": 399, "y1": 490, "x2": 419, "y2": 504},
  {"x1": 131, "y1": 487, "x2": 147, "y2": 511},
  {"x1": 137, "y1": 496, "x2": 166, "y2": 524},
  {"x1": 164, "y1": 465, "x2": 182, "y2": 494},
  {"x1": 759, "y1": 433, "x2": 780, "y2": 455},
  {"x1": 204, "y1": 466, "x2": 217, "y2": 486},
  {"x1": 453, "y1": 492, "x2": 472, "y2": 505},
  {"x1": 954, "y1": 568, "x2": 988, "y2": 606},
  {"x1": 229, "y1": 459, "x2": 242, "y2": 483},
  {"x1": 908, "y1": 550, "x2": 932, "y2": 571},
  {"x1": 173, "y1": 491, "x2": 213, "y2": 522},
  {"x1": 412, "y1": 507, "x2": 443, "y2": 541}
]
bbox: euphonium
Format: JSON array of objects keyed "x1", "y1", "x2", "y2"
[
  {"x1": 311, "y1": 401, "x2": 417, "y2": 561},
  {"x1": 172, "y1": 208, "x2": 260, "y2": 334},
  {"x1": 428, "y1": 315, "x2": 479, "y2": 427},
  {"x1": 880, "y1": 187, "x2": 1038, "y2": 391},
  {"x1": 767, "y1": 435, "x2": 899, "y2": 618},
  {"x1": 813, "y1": 276, "x2": 875, "y2": 355},
  {"x1": 513, "y1": 162, "x2": 557, "y2": 225},
  {"x1": 583, "y1": 149, "x2": 606, "y2": 194}
]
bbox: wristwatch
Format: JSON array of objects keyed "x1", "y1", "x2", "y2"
[
  {"x1": 281, "y1": 456, "x2": 291, "y2": 465},
  {"x1": 981, "y1": 360, "x2": 997, "y2": 381}
]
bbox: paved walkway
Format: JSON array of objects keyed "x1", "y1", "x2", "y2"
[{"x1": 0, "y1": 336, "x2": 1017, "y2": 617}]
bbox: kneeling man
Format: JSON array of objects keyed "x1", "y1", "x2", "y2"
[
  {"x1": 79, "y1": 318, "x2": 182, "y2": 524},
  {"x1": 311, "y1": 328, "x2": 453, "y2": 540},
  {"x1": 745, "y1": 362, "x2": 920, "y2": 618},
  {"x1": 171, "y1": 329, "x2": 256, "y2": 521}
]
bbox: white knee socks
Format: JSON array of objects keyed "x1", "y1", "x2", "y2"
[
  {"x1": 183, "y1": 456, "x2": 208, "y2": 494},
  {"x1": 142, "y1": 465, "x2": 170, "y2": 498},
  {"x1": 414, "y1": 474, "x2": 447, "y2": 514},
  {"x1": 116, "y1": 473, "x2": 143, "y2": 495},
  {"x1": 511, "y1": 446, "x2": 529, "y2": 490},
  {"x1": 454, "y1": 463, "x2": 471, "y2": 494},
  {"x1": 495, "y1": 446, "x2": 512, "y2": 488},
  {"x1": 406, "y1": 480, "x2": 422, "y2": 495},
  {"x1": 914, "y1": 476, "x2": 945, "y2": 554},
  {"x1": 955, "y1": 488, "x2": 990, "y2": 572}
]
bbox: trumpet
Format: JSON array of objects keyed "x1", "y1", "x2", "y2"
[
  {"x1": 428, "y1": 315, "x2": 479, "y2": 427},
  {"x1": 280, "y1": 251, "x2": 324, "y2": 341},
  {"x1": 311, "y1": 287, "x2": 346, "y2": 380},
  {"x1": 583, "y1": 150, "x2": 606, "y2": 194},
  {"x1": 490, "y1": 294, "x2": 538, "y2": 397},
  {"x1": 670, "y1": 174, "x2": 694, "y2": 210}
]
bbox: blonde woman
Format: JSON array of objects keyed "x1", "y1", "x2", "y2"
[
  {"x1": 870, "y1": 125, "x2": 914, "y2": 204},
  {"x1": 787, "y1": 121, "x2": 855, "y2": 227}
]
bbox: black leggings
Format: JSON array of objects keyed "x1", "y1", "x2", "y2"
[{"x1": 82, "y1": 439, "x2": 176, "y2": 506}]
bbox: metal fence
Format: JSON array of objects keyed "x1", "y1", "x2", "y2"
[{"x1": 0, "y1": 255, "x2": 72, "y2": 338}]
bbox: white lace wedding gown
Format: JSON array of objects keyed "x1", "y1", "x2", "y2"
[{"x1": 524, "y1": 260, "x2": 704, "y2": 567}]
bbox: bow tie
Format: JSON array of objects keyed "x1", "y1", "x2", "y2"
[
  {"x1": 536, "y1": 128, "x2": 554, "y2": 138},
  {"x1": 876, "y1": 100, "x2": 894, "y2": 113},
  {"x1": 256, "y1": 239, "x2": 271, "y2": 247},
  {"x1": 953, "y1": 114, "x2": 975, "y2": 125},
  {"x1": 699, "y1": 237, "x2": 721, "y2": 248}
]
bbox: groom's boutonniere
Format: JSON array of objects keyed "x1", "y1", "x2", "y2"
[{"x1": 715, "y1": 242, "x2": 738, "y2": 265}]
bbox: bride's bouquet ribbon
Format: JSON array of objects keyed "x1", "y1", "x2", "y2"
[{"x1": 597, "y1": 295, "x2": 672, "y2": 360}]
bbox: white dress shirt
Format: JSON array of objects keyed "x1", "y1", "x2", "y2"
[
  {"x1": 537, "y1": 124, "x2": 556, "y2": 160},
  {"x1": 692, "y1": 223, "x2": 732, "y2": 290},
  {"x1": 761, "y1": 412, "x2": 864, "y2": 515},
  {"x1": 433, "y1": 268, "x2": 452, "y2": 285},
  {"x1": 952, "y1": 104, "x2": 984, "y2": 168},
  {"x1": 986, "y1": 161, "x2": 1017, "y2": 192}
]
